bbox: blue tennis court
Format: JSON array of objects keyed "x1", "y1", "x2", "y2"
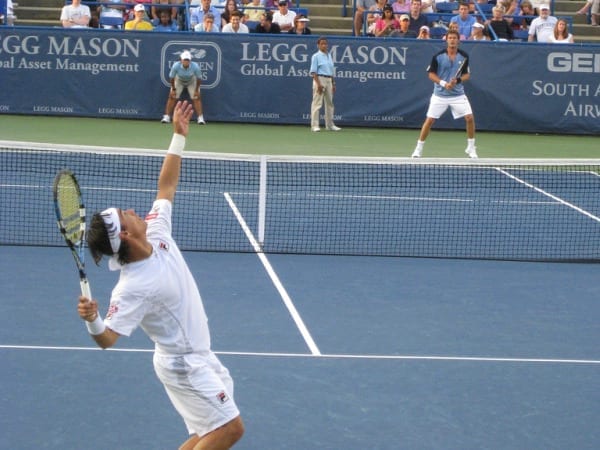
[
  {"x1": 1, "y1": 144, "x2": 599, "y2": 448},
  {"x1": 1, "y1": 245, "x2": 598, "y2": 449}
]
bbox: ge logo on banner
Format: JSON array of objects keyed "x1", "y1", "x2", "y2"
[{"x1": 160, "y1": 42, "x2": 222, "y2": 89}]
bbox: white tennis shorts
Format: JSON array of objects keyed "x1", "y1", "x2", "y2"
[
  {"x1": 153, "y1": 351, "x2": 240, "y2": 437},
  {"x1": 174, "y1": 77, "x2": 198, "y2": 99},
  {"x1": 426, "y1": 94, "x2": 473, "y2": 119}
]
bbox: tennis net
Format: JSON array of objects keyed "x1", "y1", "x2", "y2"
[{"x1": 1, "y1": 141, "x2": 599, "y2": 262}]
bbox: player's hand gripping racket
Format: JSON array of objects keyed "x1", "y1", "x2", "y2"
[{"x1": 53, "y1": 170, "x2": 92, "y2": 300}]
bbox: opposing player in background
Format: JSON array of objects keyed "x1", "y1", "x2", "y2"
[
  {"x1": 162, "y1": 51, "x2": 206, "y2": 124},
  {"x1": 412, "y1": 29, "x2": 477, "y2": 159},
  {"x1": 78, "y1": 101, "x2": 244, "y2": 449}
]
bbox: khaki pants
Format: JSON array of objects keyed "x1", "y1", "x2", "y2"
[{"x1": 311, "y1": 76, "x2": 335, "y2": 129}]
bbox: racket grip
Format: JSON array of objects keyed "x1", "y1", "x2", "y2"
[{"x1": 80, "y1": 279, "x2": 92, "y2": 300}]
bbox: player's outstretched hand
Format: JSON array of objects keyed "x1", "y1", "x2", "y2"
[{"x1": 172, "y1": 101, "x2": 194, "y2": 137}]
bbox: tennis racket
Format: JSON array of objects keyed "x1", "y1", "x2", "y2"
[
  {"x1": 53, "y1": 170, "x2": 92, "y2": 300},
  {"x1": 453, "y1": 57, "x2": 466, "y2": 81}
]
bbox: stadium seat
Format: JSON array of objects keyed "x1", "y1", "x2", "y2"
[
  {"x1": 435, "y1": 2, "x2": 458, "y2": 13},
  {"x1": 429, "y1": 26, "x2": 447, "y2": 39},
  {"x1": 99, "y1": 16, "x2": 124, "y2": 29}
]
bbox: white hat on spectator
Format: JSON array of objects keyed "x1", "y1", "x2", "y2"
[
  {"x1": 180, "y1": 51, "x2": 192, "y2": 60},
  {"x1": 134, "y1": 4, "x2": 145, "y2": 12},
  {"x1": 539, "y1": 4, "x2": 550, "y2": 10},
  {"x1": 473, "y1": 22, "x2": 484, "y2": 29}
]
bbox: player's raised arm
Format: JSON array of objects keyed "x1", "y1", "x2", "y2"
[{"x1": 157, "y1": 101, "x2": 194, "y2": 203}]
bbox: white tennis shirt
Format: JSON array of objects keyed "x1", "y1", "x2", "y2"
[{"x1": 104, "y1": 199, "x2": 211, "y2": 355}]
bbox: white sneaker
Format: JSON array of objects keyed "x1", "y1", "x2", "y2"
[
  {"x1": 465, "y1": 147, "x2": 478, "y2": 159},
  {"x1": 161, "y1": 114, "x2": 170, "y2": 123},
  {"x1": 327, "y1": 125, "x2": 341, "y2": 131},
  {"x1": 312, "y1": 127, "x2": 321, "y2": 132},
  {"x1": 411, "y1": 148, "x2": 422, "y2": 158},
  {"x1": 197, "y1": 117, "x2": 206, "y2": 125}
]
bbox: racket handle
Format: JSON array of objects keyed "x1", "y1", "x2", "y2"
[{"x1": 80, "y1": 279, "x2": 92, "y2": 300}]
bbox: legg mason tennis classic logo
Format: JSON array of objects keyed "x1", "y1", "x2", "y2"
[{"x1": 160, "y1": 41, "x2": 222, "y2": 89}]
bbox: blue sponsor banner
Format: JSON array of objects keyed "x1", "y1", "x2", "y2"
[{"x1": 0, "y1": 27, "x2": 598, "y2": 134}]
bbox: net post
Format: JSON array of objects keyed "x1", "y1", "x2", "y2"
[{"x1": 257, "y1": 155, "x2": 267, "y2": 246}]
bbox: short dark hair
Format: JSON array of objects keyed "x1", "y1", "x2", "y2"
[
  {"x1": 446, "y1": 29, "x2": 460, "y2": 39},
  {"x1": 87, "y1": 212, "x2": 130, "y2": 266}
]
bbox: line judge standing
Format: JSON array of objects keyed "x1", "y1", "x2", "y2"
[{"x1": 309, "y1": 37, "x2": 341, "y2": 132}]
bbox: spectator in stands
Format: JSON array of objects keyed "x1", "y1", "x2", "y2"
[
  {"x1": 496, "y1": 0, "x2": 518, "y2": 17},
  {"x1": 61, "y1": 0, "x2": 91, "y2": 28},
  {"x1": 408, "y1": 0, "x2": 429, "y2": 34},
  {"x1": 412, "y1": 29, "x2": 477, "y2": 159},
  {"x1": 265, "y1": 0, "x2": 292, "y2": 7},
  {"x1": 254, "y1": 11, "x2": 281, "y2": 33},
  {"x1": 417, "y1": 24, "x2": 431, "y2": 38},
  {"x1": 515, "y1": 0, "x2": 536, "y2": 30},
  {"x1": 469, "y1": 21, "x2": 488, "y2": 40},
  {"x1": 548, "y1": 17, "x2": 575, "y2": 42},
  {"x1": 244, "y1": 0, "x2": 266, "y2": 23},
  {"x1": 486, "y1": 5, "x2": 513, "y2": 40},
  {"x1": 393, "y1": 13, "x2": 418, "y2": 37},
  {"x1": 374, "y1": 5, "x2": 401, "y2": 36},
  {"x1": 528, "y1": 4, "x2": 556, "y2": 42},
  {"x1": 125, "y1": 3, "x2": 153, "y2": 30},
  {"x1": 153, "y1": 8, "x2": 179, "y2": 31},
  {"x1": 289, "y1": 15, "x2": 312, "y2": 34},
  {"x1": 392, "y1": 0, "x2": 411, "y2": 18},
  {"x1": 309, "y1": 37, "x2": 341, "y2": 132},
  {"x1": 194, "y1": 12, "x2": 220, "y2": 31},
  {"x1": 98, "y1": 0, "x2": 125, "y2": 29},
  {"x1": 124, "y1": 0, "x2": 152, "y2": 20},
  {"x1": 221, "y1": 0, "x2": 242, "y2": 28},
  {"x1": 366, "y1": 0, "x2": 389, "y2": 36},
  {"x1": 222, "y1": 10, "x2": 249, "y2": 32},
  {"x1": 450, "y1": 2, "x2": 476, "y2": 40},
  {"x1": 354, "y1": 0, "x2": 378, "y2": 35},
  {"x1": 162, "y1": 51, "x2": 206, "y2": 125},
  {"x1": 190, "y1": 0, "x2": 221, "y2": 30},
  {"x1": 420, "y1": 0, "x2": 434, "y2": 13},
  {"x1": 1, "y1": 0, "x2": 16, "y2": 26},
  {"x1": 273, "y1": 0, "x2": 297, "y2": 32},
  {"x1": 576, "y1": 0, "x2": 599, "y2": 26},
  {"x1": 443, "y1": 21, "x2": 459, "y2": 39},
  {"x1": 151, "y1": 0, "x2": 178, "y2": 21}
]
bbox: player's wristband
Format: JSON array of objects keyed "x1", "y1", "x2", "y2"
[
  {"x1": 439, "y1": 80, "x2": 447, "y2": 88},
  {"x1": 167, "y1": 133, "x2": 185, "y2": 156},
  {"x1": 456, "y1": 77, "x2": 462, "y2": 84},
  {"x1": 86, "y1": 314, "x2": 106, "y2": 335}
]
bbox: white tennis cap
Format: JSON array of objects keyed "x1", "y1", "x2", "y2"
[
  {"x1": 473, "y1": 22, "x2": 484, "y2": 29},
  {"x1": 134, "y1": 4, "x2": 145, "y2": 12},
  {"x1": 180, "y1": 50, "x2": 192, "y2": 60},
  {"x1": 539, "y1": 4, "x2": 550, "y2": 10}
]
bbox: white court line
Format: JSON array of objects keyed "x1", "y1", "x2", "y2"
[
  {"x1": 496, "y1": 168, "x2": 600, "y2": 223},
  {"x1": 223, "y1": 192, "x2": 322, "y2": 356},
  {"x1": 1, "y1": 345, "x2": 598, "y2": 365}
]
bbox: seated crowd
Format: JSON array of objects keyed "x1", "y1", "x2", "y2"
[
  {"x1": 58, "y1": 0, "x2": 577, "y2": 42},
  {"x1": 353, "y1": 0, "x2": 576, "y2": 42},
  {"x1": 59, "y1": 0, "x2": 312, "y2": 34}
]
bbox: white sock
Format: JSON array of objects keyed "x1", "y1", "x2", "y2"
[
  {"x1": 416, "y1": 140, "x2": 425, "y2": 150},
  {"x1": 467, "y1": 138, "x2": 475, "y2": 149}
]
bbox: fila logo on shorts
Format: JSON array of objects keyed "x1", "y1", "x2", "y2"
[{"x1": 216, "y1": 391, "x2": 230, "y2": 404}]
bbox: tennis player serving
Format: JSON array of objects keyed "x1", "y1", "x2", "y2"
[
  {"x1": 412, "y1": 29, "x2": 478, "y2": 159},
  {"x1": 78, "y1": 101, "x2": 244, "y2": 450}
]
